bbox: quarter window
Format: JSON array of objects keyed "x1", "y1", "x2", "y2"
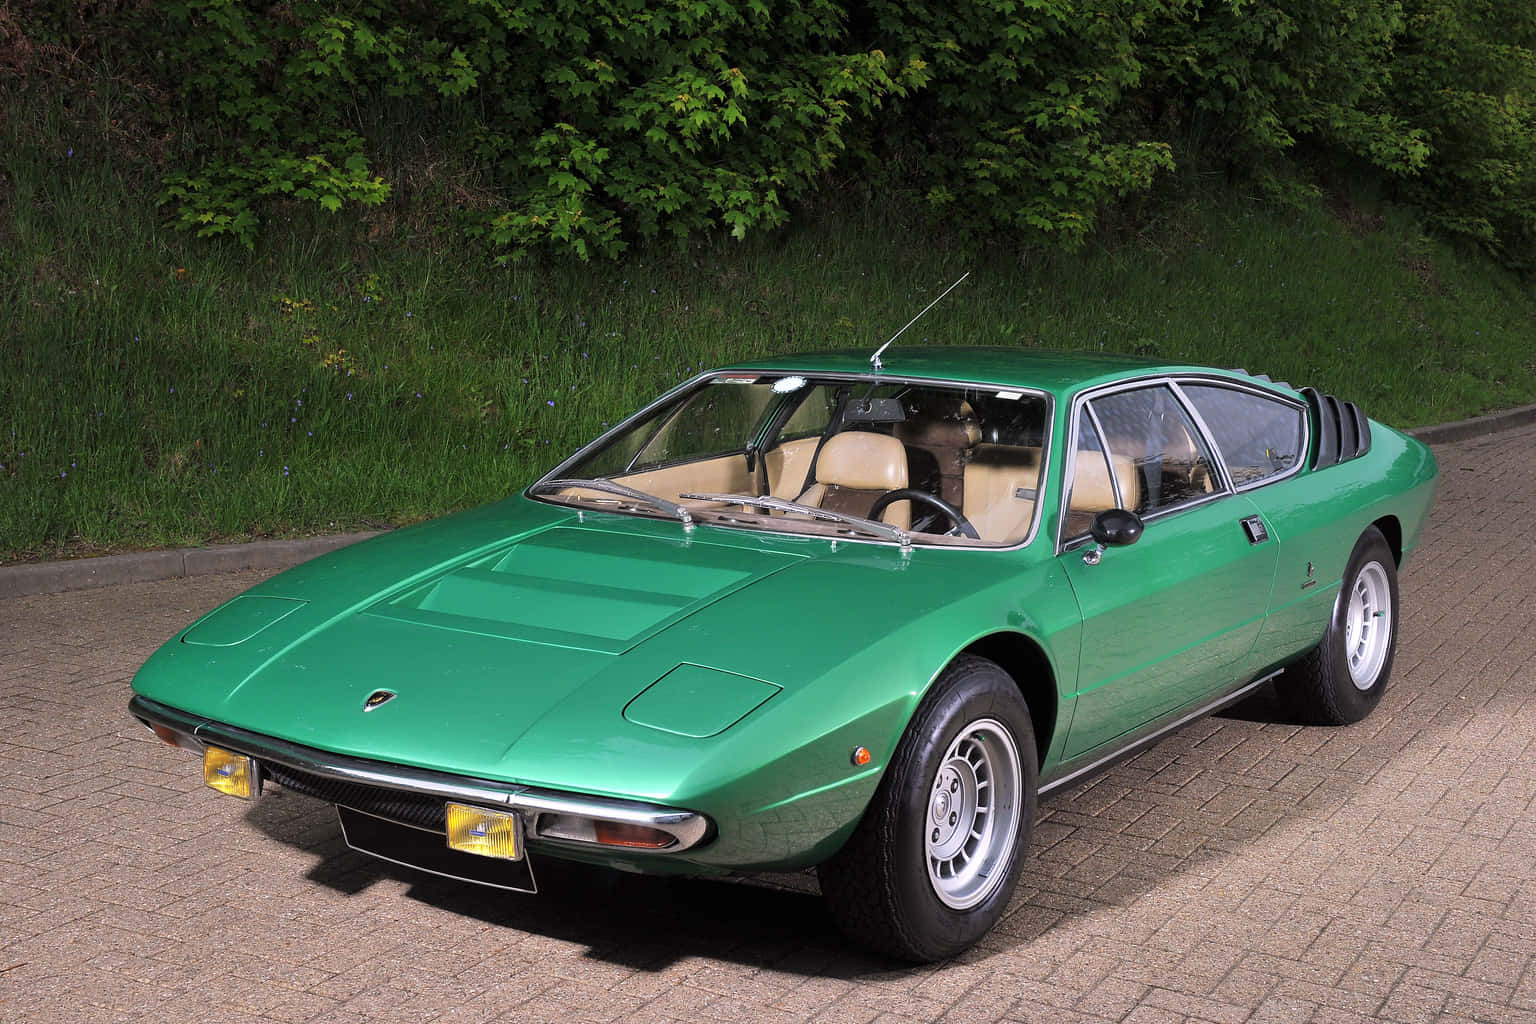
[{"x1": 1180, "y1": 384, "x2": 1304, "y2": 487}]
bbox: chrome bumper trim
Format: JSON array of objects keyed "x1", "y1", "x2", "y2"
[{"x1": 129, "y1": 694, "x2": 713, "y2": 852}]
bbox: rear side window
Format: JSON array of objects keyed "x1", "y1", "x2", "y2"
[{"x1": 1181, "y1": 384, "x2": 1305, "y2": 487}]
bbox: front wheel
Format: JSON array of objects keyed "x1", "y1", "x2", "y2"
[
  {"x1": 819, "y1": 656, "x2": 1037, "y2": 961},
  {"x1": 1276, "y1": 526, "x2": 1400, "y2": 724}
]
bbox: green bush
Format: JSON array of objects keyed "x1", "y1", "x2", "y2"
[
  {"x1": 1388, "y1": 0, "x2": 1536, "y2": 270},
  {"x1": 57, "y1": 0, "x2": 1532, "y2": 270},
  {"x1": 152, "y1": 0, "x2": 928, "y2": 258}
]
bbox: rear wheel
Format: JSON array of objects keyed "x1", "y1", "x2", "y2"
[
  {"x1": 1277, "y1": 526, "x2": 1399, "y2": 724},
  {"x1": 819, "y1": 656, "x2": 1037, "y2": 962}
]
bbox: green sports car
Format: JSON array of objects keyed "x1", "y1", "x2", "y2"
[{"x1": 130, "y1": 347, "x2": 1438, "y2": 961}]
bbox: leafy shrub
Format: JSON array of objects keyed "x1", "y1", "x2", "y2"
[
  {"x1": 1388, "y1": 0, "x2": 1536, "y2": 270},
  {"x1": 99, "y1": 0, "x2": 1536, "y2": 269}
]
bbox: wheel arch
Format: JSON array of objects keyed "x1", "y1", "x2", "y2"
[
  {"x1": 1370, "y1": 514, "x2": 1403, "y2": 566},
  {"x1": 958, "y1": 631, "x2": 1058, "y2": 770}
]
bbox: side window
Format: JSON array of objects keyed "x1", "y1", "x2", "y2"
[
  {"x1": 631, "y1": 381, "x2": 774, "y2": 470},
  {"x1": 1180, "y1": 383, "x2": 1305, "y2": 487},
  {"x1": 1063, "y1": 413, "x2": 1116, "y2": 539},
  {"x1": 777, "y1": 384, "x2": 840, "y2": 442},
  {"x1": 1087, "y1": 385, "x2": 1222, "y2": 517}
]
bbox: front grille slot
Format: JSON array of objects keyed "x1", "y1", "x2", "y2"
[{"x1": 263, "y1": 761, "x2": 449, "y2": 831}]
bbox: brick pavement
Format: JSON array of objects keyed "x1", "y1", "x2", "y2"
[{"x1": 2, "y1": 425, "x2": 1534, "y2": 1024}]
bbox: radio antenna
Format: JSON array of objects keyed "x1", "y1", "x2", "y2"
[{"x1": 870, "y1": 271, "x2": 971, "y2": 371}]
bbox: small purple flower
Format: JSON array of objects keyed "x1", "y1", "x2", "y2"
[{"x1": 546, "y1": 400, "x2": 555, "y2": 407}]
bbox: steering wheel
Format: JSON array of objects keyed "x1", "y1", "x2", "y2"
[{"x1": 868, "y1": 488, "x2": 980, "y2": 540}]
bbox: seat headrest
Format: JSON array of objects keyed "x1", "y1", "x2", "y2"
[
  {"x1": 1069, "y1": 452, "x2": 1142, "y2": 513},
  {"x1": 895, "y1": 399, "x2": 981, "y2": 449},
  {"x1": 815, "y1": 432, "x2": 908, "y2": 491}
]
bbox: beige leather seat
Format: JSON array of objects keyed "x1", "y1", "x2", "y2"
[
  {"x1": 962, "y1": 445, "x2": 1042, "y2": 543},
  {"x1": 797, "y1": 432, "x2": 911, "y2": 530},
  {"x1": 1063, "y1": 450, "x2": 1143, "y2": 537}
]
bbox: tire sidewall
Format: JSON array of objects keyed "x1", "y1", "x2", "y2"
[
  {"x1": 1325, "y1": 529, "x2": 1400, "y2": 721},
  {"x1": 882, "y1": 659, "x2": 1038, "y2": 959}
]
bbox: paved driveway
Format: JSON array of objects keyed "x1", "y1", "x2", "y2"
[{"x1": 3, "y1": 425, "x2": 1534, "y2": 1024}]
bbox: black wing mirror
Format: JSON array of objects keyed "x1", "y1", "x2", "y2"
[
  {"x1": 1082, "y1": 509, "x2": 1144, "y2": 565},
  {"x1": 1090, "y1": 508, "x2": 1144, "y2": 547}
]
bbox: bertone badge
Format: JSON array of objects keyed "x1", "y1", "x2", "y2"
[{"x1": 362, "y1": 689, "x2": 397, "y2": 712}]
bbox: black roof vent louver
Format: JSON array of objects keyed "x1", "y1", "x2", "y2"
[{"x1": 1301, "y1": 387, "x2": 1372, "y2": 469}]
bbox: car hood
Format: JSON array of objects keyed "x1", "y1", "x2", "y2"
[
  {"x1": 133, "y1": 497, "x2": 1059, "y2": 804},
  {"x1": 135, "y1": 504, "x2": 813, "y2": 771}
]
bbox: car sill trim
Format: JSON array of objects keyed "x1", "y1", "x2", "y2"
[{"x1": 1039, "y1": 670, "x2": 1282, "y2": 799}]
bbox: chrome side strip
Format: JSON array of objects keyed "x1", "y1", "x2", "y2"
[
  {"x1": 1038, "y1": 669, "x2": 1283, "y2": 798},
  {"x1": 129, "y1": 694, "x2": 713, "y2": 851}
]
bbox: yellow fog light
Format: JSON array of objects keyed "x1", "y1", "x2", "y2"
[
  {"x1": 446, "y1": 803, "x2": 523, "y2": 861},
  {"x1": 203, "y1": 746, "x2": 258, "y2": 799}
]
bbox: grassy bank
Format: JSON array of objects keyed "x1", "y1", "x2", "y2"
[{"x1": 3, "y1": 96, "x2": 1534, "y2": 562}]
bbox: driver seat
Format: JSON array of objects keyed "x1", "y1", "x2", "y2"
[{"x1": 797, "y1": 432, "x2": 911, "y2": 530}]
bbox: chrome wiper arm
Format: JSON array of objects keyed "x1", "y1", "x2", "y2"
[
  {"x1": 680, "y1": 492, "x2": 910, "y2": 549},
  {"x1": 532, "y1": 478, "x2": 694, "y2": 528}
]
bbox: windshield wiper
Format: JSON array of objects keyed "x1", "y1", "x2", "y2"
[
  {"x1": 531, "y1": 478, "x2": 694, "y2": 529},
  {"x1": 680, "y1": 492, "x2": 911, "y2": 550}
]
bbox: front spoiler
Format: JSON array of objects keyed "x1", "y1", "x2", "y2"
[{"x1": 128, "y1": 694, "x2": 714, "y2": 854}]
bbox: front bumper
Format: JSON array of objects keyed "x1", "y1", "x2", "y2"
[{"x1": 128, "y1": 695, "x2": 715, "y2": 857}]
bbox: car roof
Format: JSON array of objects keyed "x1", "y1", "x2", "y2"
[{"x1": 720, "y1": 347, "x2": 1292, "y2": 399}]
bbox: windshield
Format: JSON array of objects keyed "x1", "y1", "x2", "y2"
[{"x1": 532, "y1": 372, "x2": 1051, "y2": 547}]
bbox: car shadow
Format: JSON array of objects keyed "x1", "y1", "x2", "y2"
[
  {"x1": 241, "y1": 790, "x2": 892, "y2": 974},
  {"x1": 238, "y1": 681, "x2": 1370, "y2": 977}
]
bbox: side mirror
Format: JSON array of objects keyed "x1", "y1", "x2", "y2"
[{"x1": 1090, "y1": 508, "x2": 1144, "y2": 548}]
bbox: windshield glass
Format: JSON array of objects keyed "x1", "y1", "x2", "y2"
[{"x1": 533, "y1": 372, "x2": 1051, "y2": 546}]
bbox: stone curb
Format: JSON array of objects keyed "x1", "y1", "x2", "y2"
[
  {"x1": 0, "y1": 532, "x2": 381, "y2": 601},
  {"x1": 1406, "y1": 402, "x2": 1536, "y2": 446},
  {"x1": 3, "y1": 402, "x2": 1534, "y2": 602}
]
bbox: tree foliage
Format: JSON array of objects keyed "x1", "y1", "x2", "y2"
[{"x1": 70, "y1": 0, "x2": 1534, "y2": 269}]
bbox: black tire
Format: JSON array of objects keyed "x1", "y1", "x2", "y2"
[
  {"x1": 1276, "y1": 526, "x2": 1399, "y2": 725},
  {"x1": 818, "y1": 655, "x2": 1038, "y2": 962}
]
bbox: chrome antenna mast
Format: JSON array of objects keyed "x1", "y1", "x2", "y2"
[{"x1": 870, "y1": 271, "x2": 971, "y2": 371}]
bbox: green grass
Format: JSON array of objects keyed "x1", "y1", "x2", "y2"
[{"x1": 3, "y1": 89, "x2": 1534, "y2": 562}]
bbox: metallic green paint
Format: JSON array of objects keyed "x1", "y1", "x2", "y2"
[{"x1": 129, "y1": 349, "x2": 1438, "y2": 882}]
